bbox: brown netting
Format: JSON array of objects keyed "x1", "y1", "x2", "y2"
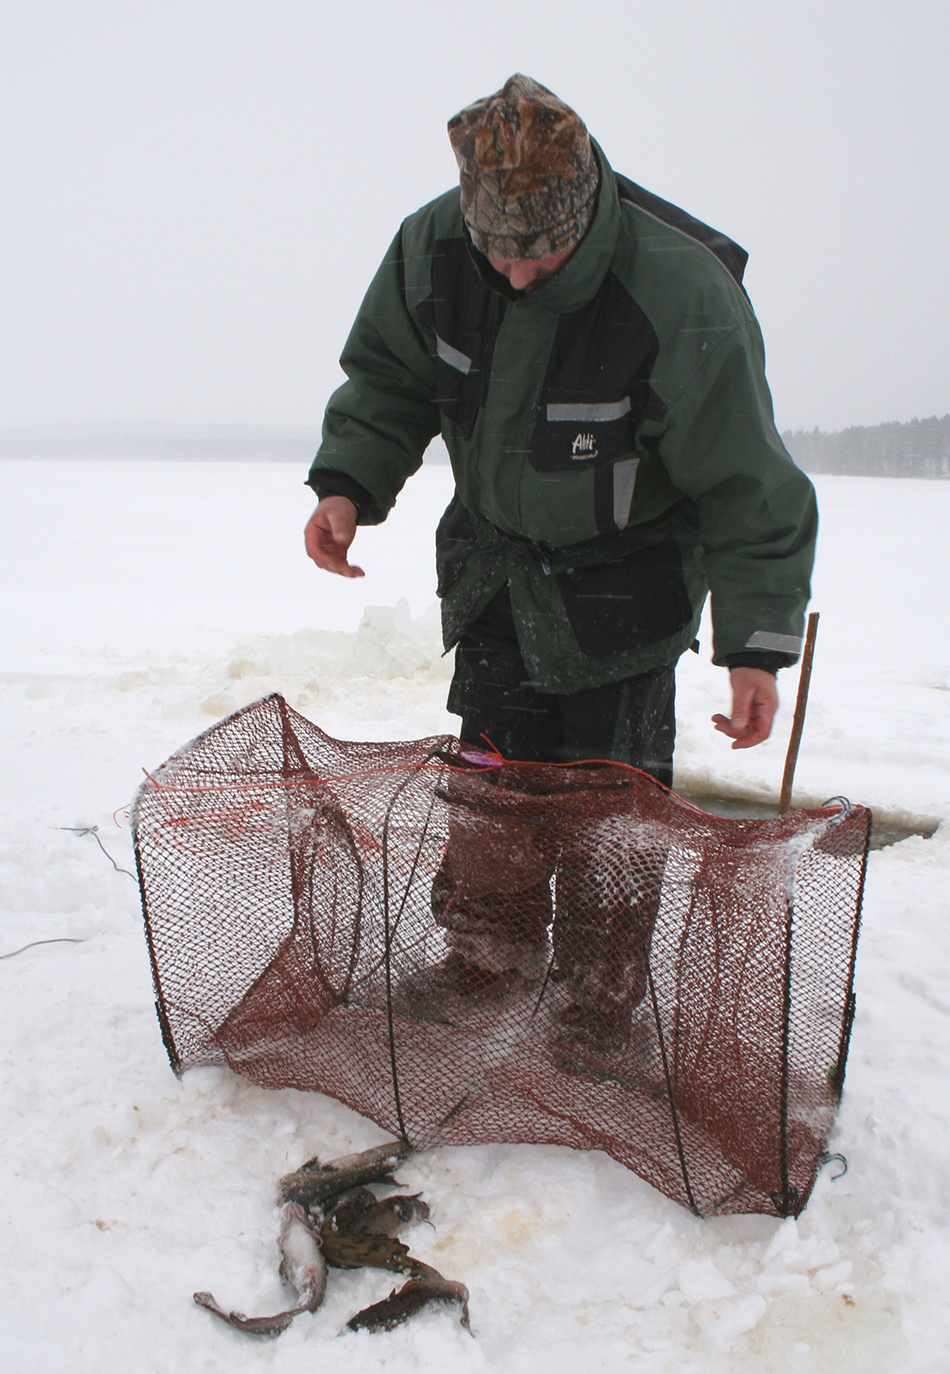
[{"x1": 132, "y1": 694, "x2": 869, "y2": 1218}]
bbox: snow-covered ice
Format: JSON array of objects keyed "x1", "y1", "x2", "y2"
[{"x1": 1, "y1": 460, "x2": 948, "y2": 1372}]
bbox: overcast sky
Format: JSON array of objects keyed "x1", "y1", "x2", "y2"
[{"x1": 1, "y1": 0, "x2": 947, "y2": 433}]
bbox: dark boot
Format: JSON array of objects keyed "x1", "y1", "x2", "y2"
[
  {"x1": 551, "y1": 843, "x2": 664, "y2": 1071},
  {"x1": 432, "y1": 863, "x2": 552, "y2": 976},
  {"x1": 393, "y1": 950, "x2": 526, "y2": 1023},
  {"x1": 393, "y1": 851, "x2": 552, "y2": 1022}
]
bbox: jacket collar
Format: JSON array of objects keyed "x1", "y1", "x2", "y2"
[{"x1": 466, "y1": 141, "x2": 620, "y2": 313}]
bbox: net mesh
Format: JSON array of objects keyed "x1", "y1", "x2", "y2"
[{"x1": 133, "y1": 694, "x2": 869, "y2": 1218}]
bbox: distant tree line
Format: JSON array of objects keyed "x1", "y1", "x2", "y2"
[
  {"x1": 782, "y1": 414, "x2": 950, "y2": 479},
  {"x1": 3, "y1": 417, "x2": 948, "y2": 477}
]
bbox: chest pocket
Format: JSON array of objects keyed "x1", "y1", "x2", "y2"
[
  {"x1": 529, "y1": 272, "x2": 665, "y2": 510},
  {"x1": 416, "y1": 238, "x2": 506, "y2": 440}
]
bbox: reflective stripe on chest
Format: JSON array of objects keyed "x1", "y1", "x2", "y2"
[
  {"x1": 416, "y1": 248, "x2": 666, "y2": 509},
  {"x1": 527, "y1": 270, "x2": 664, "y2": 474}
]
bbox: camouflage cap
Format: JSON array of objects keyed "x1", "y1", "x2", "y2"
[{"x1": 447, "y1": 74, "x2": 599, "y2": 261}]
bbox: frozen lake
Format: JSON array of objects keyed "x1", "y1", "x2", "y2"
[
  {"x1": 2, "y1": 460, "x2": 947, "y2": 817},
  {"x1": 1, "y1": 460, "x2": 948, "y2": 1372}
]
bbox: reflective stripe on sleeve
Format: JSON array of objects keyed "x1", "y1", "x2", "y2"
[{"x1": 744, "y1": 631, "x2": 804, "y2": 654}]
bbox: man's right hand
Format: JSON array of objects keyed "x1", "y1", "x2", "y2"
[{"x1": 304, "y1": 496, "x2": 365, "y2": 578}]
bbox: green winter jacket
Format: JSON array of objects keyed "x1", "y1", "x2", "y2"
[{"x1": 308, "y1": 143, "x2": 817, "y2": 694}]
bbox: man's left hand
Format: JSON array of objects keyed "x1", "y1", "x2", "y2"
[{"x1": 712, "y1": 668, "x2": 779, "y2": 749}]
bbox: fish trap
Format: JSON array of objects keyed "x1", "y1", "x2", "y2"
[{"x1": 133, "y1": 694, "x2": 869, "y2": 1218}]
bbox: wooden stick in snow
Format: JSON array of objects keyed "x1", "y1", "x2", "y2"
[{"x1": 779, "y1": 612, "x2": 820, "y2": 815}]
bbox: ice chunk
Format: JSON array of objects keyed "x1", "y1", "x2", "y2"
[{"x1": 676, "y1": 1257, "x2": 736, "y2": 1303}]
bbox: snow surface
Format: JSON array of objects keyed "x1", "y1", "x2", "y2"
[{"x1": 1, "y1": 460, "x2": 948, "y2": 1372}]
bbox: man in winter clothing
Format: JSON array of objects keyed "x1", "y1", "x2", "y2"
[{"x1": 303, "y1": 76, "x2": 817, "y2": 1059}]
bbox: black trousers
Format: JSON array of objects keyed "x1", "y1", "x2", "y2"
[
  {"x1": 447, "y1": 586, "x2": 677, "y2": 788},
  {"x1": 438, "y1": 587, "x2": 671, "y2": 1029}
]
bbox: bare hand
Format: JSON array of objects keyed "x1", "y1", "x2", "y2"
[
  {"x1": 304, "y1": 496, "x2": 364, "y2": 578},
  {"x1": 712, "y1": 667, "x2": 779, "y2": 749}
]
